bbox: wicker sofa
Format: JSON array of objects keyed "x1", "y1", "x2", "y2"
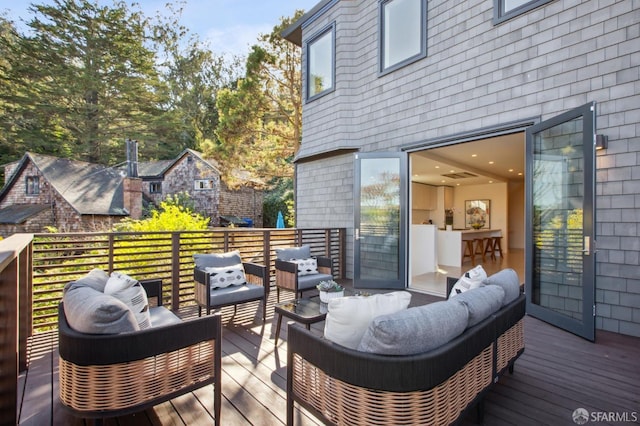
[
  {"x1": 286, "y1": 269, "x2": 525, "y2": 426},
  {"x1": 58, "y1": 271, "x2": 222, "y2": 424}
]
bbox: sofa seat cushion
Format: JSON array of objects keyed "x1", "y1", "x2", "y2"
[
  {"x1": 357, "y1": 300, "x2": 469, "y2": 355},
  {"x1": 452, "y1": 285, "x2": 505, "y2": 328},
  {"x1": 209, "y1": 283, "x2": 264, "y2": 306},
  {"x1": 297, "y1": 273, "x2": 333, "y2": 291},
  {"x1": 483, "y1": 268, "x2": 521, "y2": 306},
  {"x1": 149, "y1": 306, "x2": 182, "y2": 328},
  {"x1": 324, "y1": 291, "x2": 412, "y2": 350},
  {"x1": 63, "y1": 285, "x2": 139, "y2": 334}
]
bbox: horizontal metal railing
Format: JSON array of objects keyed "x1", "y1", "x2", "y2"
[{"x1": 30, "y1": 228, "x2": 346, "y2": 333}]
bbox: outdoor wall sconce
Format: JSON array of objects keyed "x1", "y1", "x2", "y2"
[{"x1": 595, "y1": 134, "x2": 608, "y2": 150}]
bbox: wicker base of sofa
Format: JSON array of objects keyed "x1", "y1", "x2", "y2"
[
  {"x1": 59, "y1": 340, "x2": 216, "y2": 415},
  {"x1": 291, "y1": 344, "x2": 494, "y2": 426},
  {"x1": 497, "y1": 319, "x2": 525, "y2": 374}
]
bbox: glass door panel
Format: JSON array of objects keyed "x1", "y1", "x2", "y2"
[
  {"x1": 354, "y1": 153, "x2": 407, "y2": 289},
  {"x1": 526, "y1": 102, "x2": 596, "y2": 341}
]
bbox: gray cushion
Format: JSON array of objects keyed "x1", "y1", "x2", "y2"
[
  {"x1": 452, "y1": 285, "x2": 505, "y2": 328},
  {"x1": 357, "y1": 300, "x2": 469, "y2": 355},
  {"x1": 194, "y1": 251, "x2": 242, "y2": 269},
  {"x1": 483, "y1": 268, "x2": 521, "y2": 306},
  {"x1": 149, "y1": 306, "x2": 182, "y2": 328},
  {"x1": 64, "y1": 268, "x2": 109, "y2": 293},
  {"x1": 63, "y1": 285, "x2": 139, "y2": 334},
  {"x1": 209, "y1": 283, "x2": 264, "y2": 306},
  {"x1": 276, "y1": 245, "x2": 311, "y2": 261},
  {"x1": 297, "y1": 273, "x2": 334, "y2": 291}
]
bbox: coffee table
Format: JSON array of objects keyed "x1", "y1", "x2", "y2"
[{"x1": 273, "y1": 298, "x2": 327, "y2": 345}]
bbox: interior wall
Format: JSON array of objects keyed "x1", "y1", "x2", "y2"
[{"x1": 452, "y1": 183, "x2": 509, "y2": 249}]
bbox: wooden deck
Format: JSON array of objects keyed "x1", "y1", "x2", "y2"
[{"x1": 18, "y1": 284, "x2": 640, "y2": 426}]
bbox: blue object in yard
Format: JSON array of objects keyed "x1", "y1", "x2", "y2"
[
  {"x1": 242, "y1": 218, "x2": 253, "y2": 227},
  {"x1": 276, "y1": 211, "x2": 285, "y2": 228}
]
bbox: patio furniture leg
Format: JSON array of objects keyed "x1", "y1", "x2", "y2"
[{"x1": 275, "y1": 313, "x2": 283, "y2": 345}]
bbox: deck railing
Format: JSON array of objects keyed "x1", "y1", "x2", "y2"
[{"x1": 30, "y1": 228, "x2": 346, "y2": 333}]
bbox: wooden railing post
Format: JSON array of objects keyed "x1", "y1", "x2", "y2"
[
  {"x1": 171, "y1": 232, "x2": 180, "y2": 312},
  {"x1": 0, "y1": 233, "x2": 33, "y2": 425}
]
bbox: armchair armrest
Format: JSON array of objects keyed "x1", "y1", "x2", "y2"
[
  {"x1": 140, "y1": 278, "x2": 163, "y2": 306},
  {"x1": 316, "y1": 256, "x2": 332, "y2": 269},
  {"x1": 275, "y1": 259, "x2": 298, "y2": 274},
  {"x1": 243, "y1": 262, "x2": 269, "y2": 289}
]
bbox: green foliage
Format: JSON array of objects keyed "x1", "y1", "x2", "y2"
[
  {"x1": 209, "y1": 12, "x2": 304, "y2": 189},
  {"x1": 263, "y1": 177, "x2": 295, "y2": 227},
  {"x1": 116, "y1": 193, "x2": 209, "y2": 232}
]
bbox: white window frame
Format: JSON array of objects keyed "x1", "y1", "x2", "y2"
[
  {"x1": 26, "y1": 176, "x2": 39, "y2": 195},
  {"x1": 194, "y1": 179, "x2": 215, "y2": 190}
]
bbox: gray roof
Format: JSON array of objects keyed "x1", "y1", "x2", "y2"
[
  {"x1": 0, "y1": 204, "x2": 49, "y2": 224},
  {"x1": 5, "y1": 152, "x2": 128, "y2": 216},
  {"x1": 281, "y1": 0, "x2": 334, "y2": 46}
]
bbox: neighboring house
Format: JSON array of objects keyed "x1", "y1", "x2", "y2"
[
  {"x1": 283, "y1": 0, "x2": 639, "y2": 338},
  {"x1": 0, "y1": 149, "x2": 263, "y2": 237}
]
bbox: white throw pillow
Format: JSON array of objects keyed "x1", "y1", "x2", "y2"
[
  {"x1": 291, "y1": 257, "x2": 318, "y2": 276},
  {"x1": 323, "y1": 291, "x2": 412, "y2": 349},
  {"x1": 204, "y1": 264, "x2": 247, "y2": 288},
  {"x1": 104, "y1": 272, "x2": 152, "y2": 329},
  {"x1": 449, "y1": 265, "x2": 487, "y2": 299}
]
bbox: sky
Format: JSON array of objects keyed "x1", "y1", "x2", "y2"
[{"x1": 0, "y1": 0, "x2": 318, "y2": 56}]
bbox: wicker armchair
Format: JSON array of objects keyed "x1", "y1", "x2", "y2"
[
  {"x1": 194, "y1": 251, "x2": 269, "y2": 320},
  {"x1": 58, "y1": 279, "x2": 222, "y2": 425},
  {"x1": 275, "y1": 245, "x2": 334, "y2": 302}
]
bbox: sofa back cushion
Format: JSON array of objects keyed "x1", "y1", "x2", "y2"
[
  {"x1": 323, "y1": 291, "x2": 412, "y2": 349},
  {"x1": 275, "y1": 245, "x2": 311, "y2": 261},
  {"x1": 104, "y1": 272, "x2": 152, "y2": 330},
  {"x1": 71, "y1": 268, "x2": 110, "y2": 293},
  {"x1": 451, "y1": 285, "x2": 505, "y2": 328},
  {"x1": 63, "y1": 284, "x2": 139, "y2": 334},
  {"x1": 483, "y1": 268, "x2": 521, "y2": 306},
  {"x1": 357, "y1": 300, "x2": 469, "y2": 355},
  {"x1": 194, "y1": 250, "x2": 243, "y2": 269}
]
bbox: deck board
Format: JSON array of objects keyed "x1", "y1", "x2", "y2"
[{"x1": 18, "y1": 285, "x2": 640, "y2": 426}]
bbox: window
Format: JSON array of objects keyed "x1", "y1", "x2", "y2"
[
  {"x1": 26, "y1": 176, "x2": 39, "y2": 195},
  {"x1": 195, "y1": 179, "x2": 215, "y2": 190},
  {"x1": 306, "y1": 24, "x2": 335, "y2": 101},
  {"x1": 149, "y1": 182, "x2": 162, "y2": 194},
  {"x1": 380, "y1": 0, "x2": 426, "y2": 74},
  {"x1": 494, "y1": 0, "x2": 553, "y2": 24}
]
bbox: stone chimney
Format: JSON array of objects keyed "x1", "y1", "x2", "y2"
[{"x1": 123, "y1": 139, "x2": 142, "y2": 219}]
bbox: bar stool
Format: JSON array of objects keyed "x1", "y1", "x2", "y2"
[
  {"x1": 473, "y1": 238, "x2": 485, "y2": 261},
  {"x1": 483, "y1": 237, "x2": 496, "y2": 261},
  {"x1": 491, "y1": 236, "x2": 504, "y2": 259},
  {"x1": 462, "y1": 239, "x2": 475, "y2": 265}
]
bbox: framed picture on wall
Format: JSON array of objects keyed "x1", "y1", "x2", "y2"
[{"x1": 465, "y1": 199, "x2": 490, "y2": 229}]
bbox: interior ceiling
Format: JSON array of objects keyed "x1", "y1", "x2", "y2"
[{"x1": 411, "y1": 133, "x2": 525, "y2": 187}]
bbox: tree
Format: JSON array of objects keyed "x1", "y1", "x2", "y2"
[
  {"x1": 0, "y1": 0, "x2": 171, "y2": 164},
  {"x1": 209, "y1": 12, "x2": 304, "y2": 189}
]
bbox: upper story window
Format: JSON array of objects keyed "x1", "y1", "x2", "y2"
[
  {"x1": 494, "y1": 0, "x2": 554, "y2": 24},
  {"x1": 305, "y1": 23, "x2": 335, "y2": 101},
  {"x1": 149, "y1": 182, "x2": 162, "y2": 194},
  {"x1": 26, "y1": 176, "x2": 39, "y2": 195},
  {"x1": 195, "y1": 179, "x2": 215, "y2": 190},
  {"x1": 380, "y1": 0, "x2": 427, "y2": 75}
]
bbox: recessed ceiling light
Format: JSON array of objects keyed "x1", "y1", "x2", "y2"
[
  {"x1": 508, "y1": 169, "x2": 514, "y2": 172},
  {"x1": 435, "y1": 165, "x2": 440, "y2": 169},
  {"x1": 518, "y1": 172, "x2": 523, "y2": 176},
  {"x1": 489, "y1": 180, "x2": 493, "y2": 183},
  {"x1": 441, "y1": 180, "x2": 446, "y2": 183},
  {"x1": 471, "y1": 154, "x2": 477, "y2": 157},
  {"x1": 489, "y1": 161, "x2": 494, "y2": 165},
  {"x1": 449, "y1": 170, "x2": 455, "y2": 173},
  {"x1": 456, "y1": 183, "x2": 461, "y2": 186}
]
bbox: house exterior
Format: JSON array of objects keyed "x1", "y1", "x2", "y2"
[
  {"x1": 0, "y1": 149, "x2": 263, "y2": 237},
  {"x1": 283, "y1": 0, "x2": 639, "y2": 338}
]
